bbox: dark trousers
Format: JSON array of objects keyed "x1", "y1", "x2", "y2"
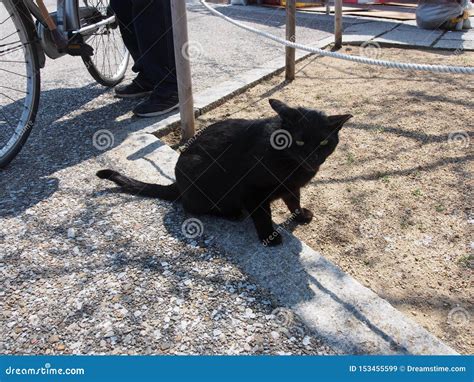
[{"x1": 110, "y1": 0, "x2": 178, "y2": 96}]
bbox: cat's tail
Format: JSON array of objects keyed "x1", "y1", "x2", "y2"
[{"x1": 96, "y1": 169, "x2": 180, "y2": 201}]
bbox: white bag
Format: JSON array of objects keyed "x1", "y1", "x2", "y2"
[{"x1": 416, "y1": 0, "x2": 472, "y2": 30}]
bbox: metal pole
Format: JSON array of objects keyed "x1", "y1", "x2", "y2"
[
  {"x1": 334, "y1": 0, "x2": 342, "y2": 49},
  {"x1": 171, "y1": 0, "x2": 195, "y2": 142},
  {"x1": 285, "y1": 0, "x2": 296, "y2": 81}
]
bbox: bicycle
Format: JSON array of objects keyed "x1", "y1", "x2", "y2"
[{"x1": 0, "y1": 0, "x2": 130, "y2": 168}]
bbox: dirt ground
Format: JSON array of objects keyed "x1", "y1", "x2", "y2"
[{"x1": 161, "y1": 47, "x2": 473, "y2": 354}]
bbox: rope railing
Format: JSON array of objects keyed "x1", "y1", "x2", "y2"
[{"x1": 200, "y1": 0, "x2": 474, "y2": 75}]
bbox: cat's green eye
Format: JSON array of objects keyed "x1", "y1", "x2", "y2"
[
  {"x1": 320, "y1": 139, "x2": 329, "y2": 146},
  {"x1": 296, "y1": 140, "x2": 305, "y2": 146}
]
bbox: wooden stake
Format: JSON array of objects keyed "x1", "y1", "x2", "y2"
[
  {"x1": 334, "y1": 0, "x2": 342, "y2": 49},
  {"x1": 171, "y1": 0, "x2": 195, "y2": 142},
  {"x1": 285, "y1": 0, "x2": 296, "y2": 81}
]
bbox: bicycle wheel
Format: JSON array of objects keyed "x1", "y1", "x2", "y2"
[
  {"x1": 79, "y1": 0, "x2": 129, "y2": 87},
  {"x1": 0, "y1": 0, "x2": 41, "y2": 168}
]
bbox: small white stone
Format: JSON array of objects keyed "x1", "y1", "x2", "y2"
[
  {"x1": 67, "y1": 228, "x2": 75, "y2": 239},
  {"x1": 104, "y1": 330, "x2": 115, "y2": 338},
  {"x1": 270, "y1": 331, "x2": 280, "y2": 340},
  {"x1": 236, "y1": 329, "x2": 245, "y2": 336},
  {"x1": 29, "y1": 315, "x2": 40, "y2": 326},
  {"x1": 243, "y1": 308, "x2": 256, "y2": 319},
  {"x1": 302, "y1": 336, "x2": 311, "y2": 346}
]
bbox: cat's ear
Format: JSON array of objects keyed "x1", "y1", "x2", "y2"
[
  {"x1": 269, "y1": 99, "x2": 294, "y2": 120},
  {"x1": 327, "y1": 114, "x2": 353, "y2": 130}
]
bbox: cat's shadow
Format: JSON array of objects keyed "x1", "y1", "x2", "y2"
[
  {"x1": 160, "y1": 206, "x2": 411, "y2": 354},
  {"x1": 161, "y1": 205, "x2": 315, "y2": 306}
]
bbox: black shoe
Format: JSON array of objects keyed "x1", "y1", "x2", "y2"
[
  {"x1": 133, "y1": 93, "x2": 179, "y2": 117},
  {"x1": 115, "y1": 80, "x2": 152, "y2": 99}
]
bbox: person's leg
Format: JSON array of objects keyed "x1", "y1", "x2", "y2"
[
  {"x1": 132, "y1": 0, "x2": 179, "y2": 116},
  {"x1": 132, "y1": 0, "x2": 178, "y2": 95},
  {"x1": 110, "y1": 0, "x2": 142, "y2": 78},
  {"x1": 110, "y1": 0, "x2": 153, "y2": 97}
]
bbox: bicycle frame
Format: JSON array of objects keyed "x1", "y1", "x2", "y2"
[
  {"x1": 9, "y1": 0, "x2": 116, "y2": 63},
  {"x1": 23, "y1": 0, "x2": 81, "y2": 32}
]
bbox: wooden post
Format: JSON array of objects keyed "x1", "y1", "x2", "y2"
[
  {"x1": 334, "y1": 0, "x2": 342, "y2": 49},
  {"x1": 171, "y1": 0, "x2": 195, "y2": 142},
  {"x1": 326, "y1": 0, "x2": 331, "y2": 15},
  {"x1": 285, "y1": 0, "x2": 296, "y2": 81}
]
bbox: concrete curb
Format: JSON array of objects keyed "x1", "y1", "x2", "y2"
[{"x1": 100, "y1": 131, "x2": 457, "y2": 355}]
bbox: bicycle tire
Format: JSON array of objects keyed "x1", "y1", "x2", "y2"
[
  {"x1": 79, "y1": 1, "x2": 129, "y2": 87},
  {"x1": 0, "y1": 0, "x2": 41, "y2": 168}
]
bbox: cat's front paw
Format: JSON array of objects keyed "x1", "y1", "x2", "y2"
[
  {"x1": 261, "y1": 232, "x2": 283, "y2": 247},
  {"x1": 294, "y1": 208, "x2": 313, "y2": 224}
]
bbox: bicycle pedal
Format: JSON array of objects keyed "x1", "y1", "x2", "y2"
[{"x1": 64, "y1": 43, "x2": 94, "y2": 57}]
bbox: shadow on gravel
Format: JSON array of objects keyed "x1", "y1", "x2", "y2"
[
  {"x1": 0, "y1": 84, "x2": 171, "y2": 218},
  {"x1": 160, "y1": 205, "x2": 409, "y2": 354},
  {"x1": 160, "y1": 206, "x2": 311, "y2": 302}
]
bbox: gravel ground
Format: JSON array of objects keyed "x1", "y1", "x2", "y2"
[
  {"x1": 0, "y1": 158, "x2": 336, "y2": 354},
  {"x1": 3, "y1": 0, "x2": 464, "y2": 357},
  {"x1": 0, "y1": 1, "x2": 350, "y2": 355},
  {"x1": 0, "y1": 1, "x2": 356, "y2": 354}
]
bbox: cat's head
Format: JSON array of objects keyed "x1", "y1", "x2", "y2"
[{"x1": 269, "y1": 99, "x2": 352, "y2": 170}]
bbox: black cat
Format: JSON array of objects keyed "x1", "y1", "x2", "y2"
[{"x1": 97, "y1": 99, "x2": 352, "y2": 246}]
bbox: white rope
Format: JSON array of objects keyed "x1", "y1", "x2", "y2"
[{"x1": 200, "y1": 0, "x2": 474, "y2": 75}]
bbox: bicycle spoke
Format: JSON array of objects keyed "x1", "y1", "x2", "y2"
[
  {"x1": 0, "y1": 85, "x2": 27, "y2": 94},
  {"x1": 0, "y1": 67, "x2": 28, "y2": 78},
  {"x1": 0, "y1": 105, "x2": 15, "y2": 129},
  {"x1": 0, "y1": 14, "x2": 14, "y2": 26},
  {"x1": 80, "y1": 0, "x2": 128, "y2": 84},
  {"x1": 0, "y1": 30, "x2": 18, "y2": 42}
]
